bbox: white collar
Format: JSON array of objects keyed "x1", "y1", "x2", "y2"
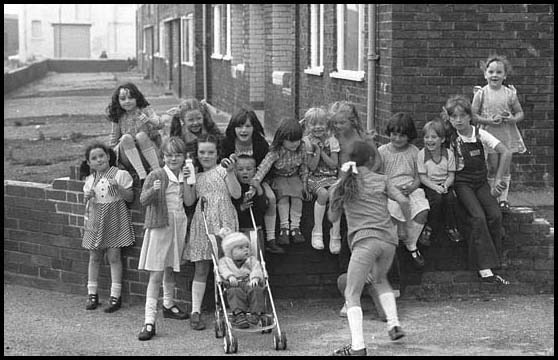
[{"x1": 163, "y1": 165, "x2": 184, "y2": 184}]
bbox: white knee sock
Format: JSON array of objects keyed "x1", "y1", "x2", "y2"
[
  {"x1": 142, "y1": 146, "x2": 161, "y2": 172},
  {"x1": 110, "y1": 283, "x2": 122, "y2": 298},
  {"x1": 404, "y1": 220, "x2": 424, "y2": 251},
  {"x1": 313, "y1": 202, "x2": 326, "y2": 234},
  {"x1": 145, "y1": 297, "x2": 158, "y2": 325},
  {"x1": 330, "y1": 218, "x2": 341, "y2": 240},
  {"x1": 87, "y1": 281, "x2": 98, "y2": 295},
  {"x1": 163, "y1": 279, "x2": 175, "y2": 309},
  {"x1": 191, "y1": 281, "x2": 206, "y2": 314},
  {"x1": 124, "y1": 146, "x2": 147, "y2": 179},
  {"x1": 378, "y1": 292, "x2": 400, "y2": 330},
  {"x1": 346, "y1": 306, "x2": 365, "y2": 351},
  {"x1": 487, "y1": 177, "x2": 495, "y2": 190}
]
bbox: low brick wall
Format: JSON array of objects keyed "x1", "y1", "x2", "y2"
[
  {"x1": 4, "y1": 173, "x2": 554, "y2": 307},
  {"x1": 4, "y1": 60, "x2": 50, "y2": 94}
]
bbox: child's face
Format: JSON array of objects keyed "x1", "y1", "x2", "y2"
[
  {"x1": 118, "y1": 88, "x2": 138, "y2": 112},
  {"x1": 448, "y1": 106, "x2": 471, "y2": 132},
  {"x1": 235, "y1": 158, "x2": 256, "y2": 184},
  {"x1": 235, "y1": 119, "x2": 254, "y2": 143},
  {"x1": 332, "y1": 111, "x2": 353, "y2": 137},
  {"x1": 184, "y1": 109, "x2": 204, "y2": 135},
  {"x1": 309, "y1": 118, "x2": 327, "y2": 139},
  {"x1": 484, "y1": 61, "x2": 506, "y2": 89},
  {"x1": 163, "y1": 150, "x2": 185, "y2": 172},
  {"x1": 88, "y1": 148, "x2": 110, "y2": 173},
  {"x1": 283, "y1": 139, "x2": 301, "y2": 152},
  {"x1": 389, "y1": 132, "x2": 409, "y2": 149},
  {"x1": 197, "y1": 141, "x2": 218, "y2": 170},
  {"x1": 231, "y1": 242, "x2": 250, "y2": 261},
  {"x1": 423, "y1": 129, "x2": 442, "y2": 152}
]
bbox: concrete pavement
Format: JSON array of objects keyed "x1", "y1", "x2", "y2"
[{"x1": 3, "y1": 283, "x2": 554, "y2": 356}]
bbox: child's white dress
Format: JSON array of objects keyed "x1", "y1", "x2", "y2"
[
  {"x1": 184, "y1": 165, "x2": 239, "y2": 262},
  {"x1": 139, "y1": 166, "x2": 187, "y2": 272},
  {"x1": 82, "y1": 166, "x2": 135, "y2": 249}
]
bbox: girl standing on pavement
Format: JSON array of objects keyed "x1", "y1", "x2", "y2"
[
  {"x1": 182, "y1": 133, "x2": 242, "y2": 331},
  {"x1": 137, "y1": 137, "x2": 190, "y2": 341},
  {"x1": 107, "y1": 82, "x2": 163, "y2": 180},
  {"x1": 378, "y1": 112, "x2": 430, "y2": 269},
  {"x1": 301, "y1": 107, "x2": 342, "y2": 253},
  {"x1": 250, "y1": 118, "x2": 310, "y2": 246},
  {"x1": 417, "y1": 120, "x2": 462, "y2": 244},
  {"x1": 81, "y1": 142, "x2": 135, "y2": 313},
  {"x1": 221, "y1": 108, "x2": 283, "y2": 254},
  {"x1": 443, "y1": 95, "x2": 511, "y2": 285},
  {"x1": 329, "y1": 140, "x2": 408, "y2": 356},
  {"x1": 471, "y1": 55, "x2": 526, "y2": 211}
]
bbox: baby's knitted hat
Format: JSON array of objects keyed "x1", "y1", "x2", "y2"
[{"x1": 219, "y1": 227, "x2": 250, "y2": 258}]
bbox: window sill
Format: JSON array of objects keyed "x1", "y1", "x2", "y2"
[
  {"x1": 181, "y1": 61, "x2": 194, "y2": 67},
  {"x1": 329, "y1": 70, "x2": 365, "y2": 82},
  {"x1": 222, "y1": 54, "x2": 233, "y2": 61},
  {"x1": 211, "y1": 53, "x2": 223, "y2": 60},
  {"x1": 304, "y1": 67, "x2": 324, "y2": 76}
]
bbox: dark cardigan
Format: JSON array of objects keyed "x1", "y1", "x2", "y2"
[
  {"x1": 140, "y1": 168, "x2": 184, "y2": 228},
  {"x1": 221, "y1": 135, "x2": 270, "y2": 167}
]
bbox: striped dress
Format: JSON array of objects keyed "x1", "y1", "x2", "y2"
[{"x1": 82, "y1": 166, "x2": 135, "y2": 250}]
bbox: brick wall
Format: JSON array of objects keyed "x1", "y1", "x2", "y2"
[{"x1": 4, "y1": 170, "x2": 554, "y2": 303}]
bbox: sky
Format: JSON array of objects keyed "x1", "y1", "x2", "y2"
[{"x1": 4, "y1": 4, "x2": 21, "y2": 14}]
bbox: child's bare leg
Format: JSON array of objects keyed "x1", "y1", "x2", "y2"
[
  {"x1": 119, "y1": 134, "x2": 147, "y2": 179},
  {"x1": 262, "y1": 182, "x2": 277, "y2": 242},
  {"x1": 145, "y1": 271, "x2": 164, "y2": 324},
  {"x1": 87, "y1": 249, "x2": 103, "y2": 295},
  {"x1": 135, "y1": 131, "x2": 161, "y2": 172},
  {"x1": 486, "y1": 153, "x2": 499, "y2": 195},
  {"x1": 311, "y1": 188, "x2": 328, "y2": 250},
  {"x1": 106, "y1": 248, "x2": 123, "y2": 298}
]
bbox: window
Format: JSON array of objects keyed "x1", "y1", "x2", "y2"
[
  {"x1": 305, "y1": 4, "x2": 324, "y2": 75},
  {"x1": 331, "y1": 4, "x2": 365, "y2": 81},
  {"x1": 182, "y1": 15, "x2": 194, "y2": 65},
  {"x1": 31, "y1": 20, "x2": 42, "y2": 38},
  {"x1": 212, "y1": 4, "x2": 231, "y2": 60},
  {"x1": 158, "y1": 20, "x2": 170, "y2": 58},
  {"x1": 143, "y1": 26, "x2": 153, "y2": 54}
]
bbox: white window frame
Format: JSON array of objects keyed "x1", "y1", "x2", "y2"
[
  {"x1": 157, "y1": 18, "x2": 173, "y2": 59},
  {"x1": 181, "y1": 14, "x2": 194, "y2": 66},
  {"x1": 304, "y1": 4, "x2": 324, "y2": 76},
  {"x1": 211, "y1": 4, "x2": 232, "y2": 60},
  {"x1": 330, "y1": 4, "x2": 365, "y2": 82}
]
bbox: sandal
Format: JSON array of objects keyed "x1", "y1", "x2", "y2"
[
  {"x1": 446, "y1": 227, "x2": 462, "y2": 243},
  {"x1": 498, "y1": 201, "x2": 510, "y2": 212},
  {"x1": 408, "y1": 248, "x2": 425, "y2": 269}
]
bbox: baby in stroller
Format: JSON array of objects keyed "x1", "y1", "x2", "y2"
[{"x1": 218, "y1": 228, "x2": 266, "y2": 329}]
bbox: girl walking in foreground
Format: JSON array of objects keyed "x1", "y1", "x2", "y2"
[{"x1": 329, "y1": 141, "x2": 409, "y2": 356}]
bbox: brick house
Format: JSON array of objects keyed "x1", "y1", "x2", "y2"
[{"x1": 136, "y1": 3, "x2": 554, "y2": 189}]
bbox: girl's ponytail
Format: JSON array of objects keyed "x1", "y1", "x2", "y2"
[
  {"x1": 170, "y1": 114, "x2": 182, "y2": 137},
  {"x1": 330, "y1": 162, "x2": 360, "y2": 214}
]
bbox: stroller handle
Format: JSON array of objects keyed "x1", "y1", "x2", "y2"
[{"x1": 200, "y1": 196, "x2": 208, "y2": 212}]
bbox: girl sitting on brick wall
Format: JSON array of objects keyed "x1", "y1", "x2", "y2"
[
  {"x1": 443, "y1": 94, "x2": 511, "y2": 285},
  {"x1": 250, "y1": 118, "x2": 310, "y2": 246},
  {"x1": 107, "y1": 82, "x2": 163, "y2": 180},
  {"x1": 300, "y1": 107, "x2": 341, "y2": 253},
  {"x1": 81, "y1": 142, "x2": 135, "y2": 313}
]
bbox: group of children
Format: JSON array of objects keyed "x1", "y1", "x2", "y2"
[{"x1": 79, "y1": 54, "x2": 524, "y2": 353}]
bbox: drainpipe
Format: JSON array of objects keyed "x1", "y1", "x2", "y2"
[
  {"x1": 202, "y1": 4, "x2": 208, "y2": 100},
  {"x1": 366, "y1": 4, "x2": 379, "y2": 131}
]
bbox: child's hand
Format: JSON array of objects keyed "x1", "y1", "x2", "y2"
[
  {"x1": 228, "y1": 276, "x2": 238, "y2": 287},
  {"x1": 245, "y1": 186, "x2": 257, "y2": 200},
  {"x1": 249, "y1": 278, "x2": 260, "y2": 288},
  {"x1": 399, "y1": 182, "x2": 413, "y2": 196},
  {"x1": 84, "y1": 189, "x2": 95, "y2": 200},
  {"x1": 107, "y1": 178, "x2": 119, "y2": 189},
  {"x1": 491, "y1": 114, "x2": 503, "y2": 125},
  {"x1": 303, "y1": 186, "x2": 312, "y2": 201},
  {"x1": 183, "y1": 164, "x2": 193, "y2": 179},
  {"x1": 240, "y1": 198, "x2": 253, "y2": 212},
  {"x1": 153, "y1": 179, "x2": 161, "y2": 191},
  {"x1": 500, "y1": 111, "x2": 512, "y2": 123},
  {"x1": 490, "y1": 179, "x2": 507, "y2": 197},
  {"x1": 221, "y1": 154, "x2": 237, "y2": 172}
]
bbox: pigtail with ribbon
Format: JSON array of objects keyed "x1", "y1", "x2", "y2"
[{"x1": 340, "y1": 161, "x2": 358, "y2": 174}]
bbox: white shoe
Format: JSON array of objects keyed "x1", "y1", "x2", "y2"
[
  {"x1": 329, "y1": 236, "x2": 341, "y2": 254},
  {"x1": 311, "y1": 229, "x2": 324, "y2": 250},
  {"x1": 393, "y1": 289, "x2": 400, "y2": 299},
  {"x1": 339, "y1": 304, "x2": 347, "y2": 317}
]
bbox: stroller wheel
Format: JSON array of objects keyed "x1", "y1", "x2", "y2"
[
  {"x1": 224, "y1": 334, "x2": 238, "y2": 354},
  {"x1": 273, "y1": 331, "x2": 287, "y2": 350},
  {"x1": 215, "y1": 317, "x2": 225, "y2": 338}
]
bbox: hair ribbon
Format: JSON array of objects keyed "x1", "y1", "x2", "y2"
[{"x1": 340, "y1": 161, "x2": 358, "y2": 174}]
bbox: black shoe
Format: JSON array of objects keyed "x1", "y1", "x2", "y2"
[
  {"x1": 446, "y1": 227, "x2": 462, "y2": 242},
  {"x1": 332, "y1": 344, "x2": 367, "y2": 356},
  {"x1": 138, "y1": 323, "x2": 156, "y2": 341},
  {"x1": 265, "y1": 240, "x2": 286, "y2": 254},
  {"x1": 291, "y1": 228, "x2": 305, "y2": 243},
  {"x1": 104, "y1": 296, "x2": 122, "y2": 313},
  {"x1": 277, "y1": 228, "x2": 290, "y2": 245},
  {"x1": 162, "y1": 305, "x2": 189, "y2": 320},
  {"x1": 232, "y1": 312, "x2": 250, "y2": 329},
  {"x1": 409, "y1": 248, "x2": 425, "y2": 269},
  {"x1": 389, "y1": 326, "x2": 406, "y2": 341},
  {"x1": 190, "y1": 312, "x2": 206, "y2": 330},
  {"x1": 85, "y1": 294, "x2": 99, "y2": 310},
  {"x1": 480, "y1": 274, "x2": 510, "y2": 285}
]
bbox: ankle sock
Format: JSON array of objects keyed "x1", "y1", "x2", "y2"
[
  {"x1": 378, "y1": 291, "x2": 401, "y2": 330},
  {"x1": 145, "y1": 297, "x2": 158, "y2": 325},
  {"x1": 110, "y1": 283, "x2": 122, "y2": 299},
  {"x1": 479, "y1": 269, "x2": 494, "y2": 278},
  {"x1": 163, "y1": 279, "x2": 175, "y2": 309},
  {"x1": 313, "y1": 202, "x2": 326, "y2": 234},
  {"x1": 498, "y1": 175, "x2": 511, "y2": 203}
]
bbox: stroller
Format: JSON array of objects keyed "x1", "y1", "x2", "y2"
[{"x1": 199, "y1": 197, "x2": 287, "y2": 354}]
